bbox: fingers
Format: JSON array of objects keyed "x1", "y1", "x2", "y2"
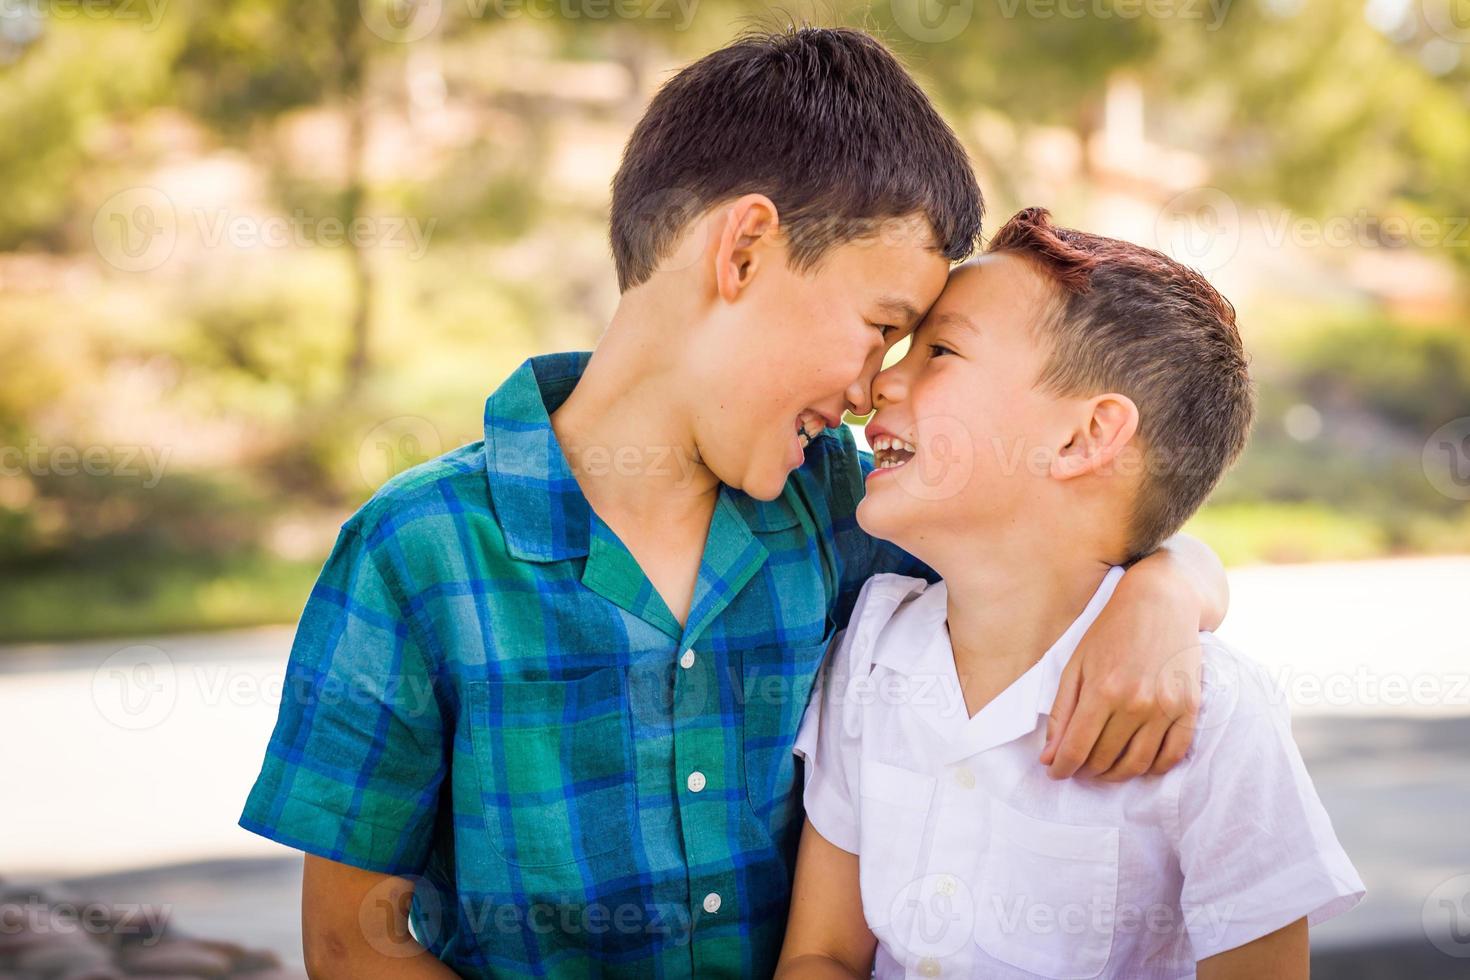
[
  {"x1": 1148, "y1": 720, "x2": 1197, "y2": 775},
  {"x1": 1045, "y1": 693, "x2": 1108, "y2": 779},
  {"x1": 1040, "y1": 655, "x2": 1083, "y2": 767},
  {"x1": 1079, "y1": 711, "x2": 1144, "y2": 778},
  {"x1": 1097, "y1": 716, "x2": 1172, "y2": 782}
]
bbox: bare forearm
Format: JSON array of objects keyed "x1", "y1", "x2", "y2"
[
  {"x1": 1197, "y1": 918, "x2": 1308, "y2": 980},
  {"x1": 774, "y1": 953, "x2": 869, "y2": 980},
  {"x1": 302, "y1": 857, "x2": 460, "y2": 980},
  {"x1": 306, "y1": 941, "x2": 460, "y2": 980},
  {"x1": 1140, "y1": 532, "x2": 1228, "y2": 631}
]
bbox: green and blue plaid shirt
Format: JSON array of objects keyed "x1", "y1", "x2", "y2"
[{"x1": 240, "y1": 352, "x2": 930, "y2": 977}]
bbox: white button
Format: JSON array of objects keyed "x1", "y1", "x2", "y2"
[
  {"x1": 918, "y1": 957, "x2": 940, "y2": 977},
  {"x1": 936, "y1": 875, "x2": 956, "y2": 897},
  {"x1": 679, "y1": 649, "x2": 696, "y2": 669},
  {"x1": 702, "y1": 892, "x2": 721, "y2": 914},
  {"x1": 687, "y1": 771, "x2": 707, "y2": 793},
  {"x1": 954, "y1": 768, "x2": 975, "y2": 789}
]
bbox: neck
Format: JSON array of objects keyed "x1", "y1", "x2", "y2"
[
  {"x1": 929, "y1": 526, "x2": 1115, "y2": 694},
  {"x1": 550, "y1": 290, "x2": 721, "y2": 525}
]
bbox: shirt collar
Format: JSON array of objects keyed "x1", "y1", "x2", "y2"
[
  {"x1": 871, "y1": 565, "x2": 1127, "y2": 760},
  {"x1": 483, "y1": 351, "x2": 801, "y2": 565},
  {"x1": 1030, "y1": 565, "x2": 1128, "y2": 717},
  {"x1": 483, "y1": 352, "x2": 595, "y2": 563}
]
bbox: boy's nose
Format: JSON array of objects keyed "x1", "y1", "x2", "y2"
[
  {"x1": 844, "y1": 376, "x2": 874, "y2": 417},
  {"x1": 870, "y1": 362, "x2": 906, "y2": 409}
]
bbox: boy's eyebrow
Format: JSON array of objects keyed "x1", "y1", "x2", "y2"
[
  {"x1": 874, "y1": 295, "x2": 923, "y2": 327},
  {"x1": 928, "y1": 309, "x2": 979, "y2": 335}
]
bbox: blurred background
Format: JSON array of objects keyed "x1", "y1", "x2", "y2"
[{"x1": 1, "y1": 0, "x2": 1468, "y2": 975}]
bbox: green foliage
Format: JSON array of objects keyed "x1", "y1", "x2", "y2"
[
  {"x1": 2, "y1": 3, "x2": 1467, "y2": 642},
  {"x1": 0, "y1": 18, "x2": 179, "y2": 249}
]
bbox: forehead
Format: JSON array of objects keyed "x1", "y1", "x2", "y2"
[
  {"x1": 814, "y1": 214, "x2": 951, "y2": 308},
  {"x1": 925, "y1": 252, "x2": 1055, "y2": 331}
]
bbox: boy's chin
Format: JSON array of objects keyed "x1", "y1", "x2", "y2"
[{"x1": 855, "y1": 489, "x2": 924, "y2": 546}]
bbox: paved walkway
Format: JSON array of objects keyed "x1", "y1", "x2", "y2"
[{"x1": 3, "y1": 557, "x2": 1468, "y2": 971}]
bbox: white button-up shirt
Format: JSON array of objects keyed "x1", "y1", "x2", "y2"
[{"x1": 795, "y1": 570, "x2": 1364, "y2": 979}]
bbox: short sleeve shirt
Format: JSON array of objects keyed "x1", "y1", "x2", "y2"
[
  {"x1": 239, "y1": 352, "x2": 932, "y2": 978},
  {"x1": 795, "y1": 570, "x2": 1365, "y2": 979}
]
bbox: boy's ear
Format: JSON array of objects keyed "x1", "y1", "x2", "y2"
[
  {"x1": 1050, "y1": 393, "x2": 1140, "y2": 481},
  {"x1": 715, "y1": 194, "x2": 780, "y2": 303}
]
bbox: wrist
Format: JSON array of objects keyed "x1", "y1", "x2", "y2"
[{"x1": 1123, "y1": 552, "x2": 1201, "y2": 615}]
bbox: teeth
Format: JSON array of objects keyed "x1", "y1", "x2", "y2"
[{"x1": 871, "y1": 435, "x2": 916, "y2": 454}]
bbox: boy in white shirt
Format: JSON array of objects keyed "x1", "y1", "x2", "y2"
[{"x1": 777, "y1": 208, "x2": 1364, "y2": 979}]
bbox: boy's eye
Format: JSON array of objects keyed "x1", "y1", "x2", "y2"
[
  {"x1": 928, "y1": 343, "x2": 955, "y2": 358},
  {"x1": 870, "y1": 323, "x2": 899, "y2": 339}
]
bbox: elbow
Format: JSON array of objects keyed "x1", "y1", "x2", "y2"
[{"x1": 303, "y1": 924, "x2": 357, "y2": 979}]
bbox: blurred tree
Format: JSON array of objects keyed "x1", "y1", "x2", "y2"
[{"x1": 172, "y1": 0, "x2": 378, "y2": 398}]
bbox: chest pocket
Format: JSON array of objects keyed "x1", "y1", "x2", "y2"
[
  {"x1": 468, "y1": 669, "x2": 636, "y2": 869},
  {"x1": 741, "y1": 636, "x2": 831, "y2": 833},
  {"x1": 973, "y1": 798, "x2": 1120, "y2": 979},
  {"x1": 857, "y1": 759, "x2": 936, "y2": 934}
]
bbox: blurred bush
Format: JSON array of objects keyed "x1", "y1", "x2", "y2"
[{"x1": 1, "y1": 0, "x2": 1467, "y2": 640}]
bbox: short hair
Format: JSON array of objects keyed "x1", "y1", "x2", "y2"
[
  {"x1": 609, "y1": 27, "x2": 984, "y2": 292},
  {"x1": 987, "y1": 207, "x2": 1254, "y2": 562}
]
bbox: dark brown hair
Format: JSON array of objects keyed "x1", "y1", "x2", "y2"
[
  {"x1": 988, "y1": 207, "x2": 1254, "y2": 562},
  {"x1": 609, "y1": 27, "x2": 984, "y2": 292}
]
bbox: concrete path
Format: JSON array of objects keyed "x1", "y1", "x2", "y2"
[{"x1": 3, "y1": 557, "x2": 1468, "y2": 973}]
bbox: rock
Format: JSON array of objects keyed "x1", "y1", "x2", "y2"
[
  {"x1": 55, "y1": 969, "x2": 127, "y2": 980},
  {"x1": 14, "y1": 939, "x2": 113, "y2": 974},
  {"x1": 117, "y1": 940, "x2": 233, "y2": 976}
]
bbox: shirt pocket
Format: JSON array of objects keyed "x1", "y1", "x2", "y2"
[
  {"x1": 467, "y1": 669, "x2": 636, "y2": 869},
  {"x1": 857, "y1": 759, "x2": 937, "y2": 931},
  {"x1": 973, "y1": 798, "x2": 1120, "y2": 979}
]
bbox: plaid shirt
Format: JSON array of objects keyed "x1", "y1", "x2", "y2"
[{"x1": 240, "y1": 352, "x2": 929, "y2": 978}]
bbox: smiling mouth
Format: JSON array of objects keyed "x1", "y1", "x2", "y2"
[
  {"x1": 872, "y1": 435, "x2": 916, "y2": 469},
  {"x1": 795, "y1": 413, "x2": 826, "y2": 449}
]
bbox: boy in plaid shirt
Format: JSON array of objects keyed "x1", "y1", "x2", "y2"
[{"x1": 241, "y1": 28, "x2": 1228, "y2": 979}]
